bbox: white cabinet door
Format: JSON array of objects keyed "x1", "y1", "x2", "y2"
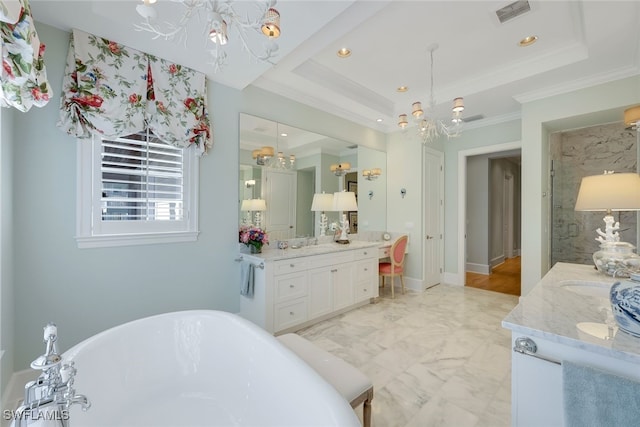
[
  {"x1": 263, "y1": 169, "x2": 296, "y2": 240},
  {"x1": 333, "y1": 265, "x2": 354, "y2": 311},
  {"x1": 308, "y1": 267, "x2": 333, "y2": 319}
]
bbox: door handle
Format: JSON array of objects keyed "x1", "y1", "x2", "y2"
[{"x1": 426, "y1": 235, "x2": 434, "y2": 239}]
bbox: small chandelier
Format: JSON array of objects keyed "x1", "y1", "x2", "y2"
[
  {"x1": 252, "y1": 146, "x2": 295, "y2": 169},
  {"x1": 135, "y1": 0, "x2": 281, "y2": 72},
  {"x1": 330, "y1": 162, "x2": 351, "y2": 177},
  {"x1": 398, "y1": 44, "x2": 465, "y2": 144}
]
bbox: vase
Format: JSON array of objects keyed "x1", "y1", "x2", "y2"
[
  {"x1": 593, "y1": 241, "x2": 640, "y2": 276},
  {"x1": 250, "y1": 244, "x2": 262, "y2": 254},
  {"x1": 610, "y1": 273, "x2": 640, "y2": 337}
]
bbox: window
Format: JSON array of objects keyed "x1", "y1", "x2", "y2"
[{"x1": 77, "y1": 130, "x2": 199, "y2": 248}]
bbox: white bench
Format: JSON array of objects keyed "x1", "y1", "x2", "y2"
[{"x1": 277, "y1": 333, "x2": 373, "y2": 427}]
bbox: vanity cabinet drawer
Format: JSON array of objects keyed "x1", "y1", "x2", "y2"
[
  {"x1": 378, "y1": 246, "x2": 390, "y2": 259},
  {"x1": 354, "y1": 280, "x2": 378, "y2": 303},
  {"x1": 308, "y1": 252, "x2": 353, "y2": 269},
  {"x1": 355, "y1": 259, "x2": 376, "y2": 282},
  {"x1": 274, "y1": 298, "x2": 308, "y2": 332},
  {"x1": 354, "y1": 247, "x2": 377, "y2": 260},
  {"x1": 274, "y1": 271, "x2": 307, "y2": 303},
  {"x1": 273, "y1": 259, "x2": 309, "y2": 275}
]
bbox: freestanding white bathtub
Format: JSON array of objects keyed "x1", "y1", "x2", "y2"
[{"x1": 62, "y1": 310, "x2": 360, "y2": 426}]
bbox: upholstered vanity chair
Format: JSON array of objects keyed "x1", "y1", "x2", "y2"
[{"x1": 378, "y1": 234, "x2": 408, "y2": 298}]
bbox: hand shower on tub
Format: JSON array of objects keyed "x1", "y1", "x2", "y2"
[{"x1": 11, "y1": 323, "x2": 90, "y2": 427}]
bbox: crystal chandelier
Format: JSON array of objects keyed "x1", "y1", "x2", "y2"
[
  {"x1": 135, "y1": 0, "x2": 281, "y2": 72},
  {"x1": 398, "y1": 44, "x2": 465, "y2": 144}
]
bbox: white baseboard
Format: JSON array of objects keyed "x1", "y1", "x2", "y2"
[
  {"x1": 491, "y1": 255, "x2": 505, "y2": 268},
  {"x1": 513, "y1": 249, "x2": 521, "y2": 257},
  {"x1": 466, "y1": 263, "x2": 490, "y2": 275},
  {"x1": 443, "y1": 272, "x2": 460, "y2": 286}
]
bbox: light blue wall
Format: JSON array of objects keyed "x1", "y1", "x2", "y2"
[
  {"x1": 10, "y1": 22, "x2": 386, "y2": 372},
  {"x1": 1, "y1": 105, "x2": 15, "y2": 394},
  {"x1": 466, "y1": 155, "x2": 489, "y2": 269}
]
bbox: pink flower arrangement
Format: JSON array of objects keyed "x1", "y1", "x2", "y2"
[{"x1": 239, "y1": 225, "x2": 269, "y2": 252}]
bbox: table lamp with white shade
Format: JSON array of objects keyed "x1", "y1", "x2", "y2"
[
  {"x1": 311, "y1": 192, "x2": 334, "y2": 236},
  {"x1": 575, "y1": 171, "x2": 640, "y2": 275},
  {"x1": 333, "y1": 191, "x2": 358, "y2": 244},
  {"x1": 241, "y1": 198, "x2": 267, "y2": 228}
]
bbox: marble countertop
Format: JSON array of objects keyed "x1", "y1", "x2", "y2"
[
  {"x1": 239, "y1": 240, "x2": 383, "y2": 262},
  {"x1": 502, "y1": 262, "x2": 640, "y2": 364}
]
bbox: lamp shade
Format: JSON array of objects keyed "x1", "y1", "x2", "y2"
[
  {"x1": 311, "y1": 193, "x2": 334, "y2": 211},
  {"x1": 333, "y1": 191, "x2": 358, "y2": 211},
  {"x1": 575, "y1": 173, "x2": 640, "y2": 211},
  {"x1": 624, "y1": 105, "x2": 640, "y2": 128},
  {"x1": 241, "y1": 199, "x2": 267, "y2": 211},
  {"x1": 250, "y1": 198, "x2": 267, "y2": 211}
]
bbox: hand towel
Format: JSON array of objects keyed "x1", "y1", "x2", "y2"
[
  {"x1": 240, "y1": 262, "x2": 255, "y2": 298},
  {"x1": 563, "y1": 360, "x2": 640, "y2": 427}
]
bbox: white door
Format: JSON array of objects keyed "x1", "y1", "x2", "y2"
[
  {"x1": 423, "y1": 148, "x2": 443, "y2": 288},
  {"x1": 263, "y1": 169, "x2": 297, "y2": 240}
]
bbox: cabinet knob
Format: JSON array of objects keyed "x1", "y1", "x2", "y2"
[
  {"x1": 363, "y1": 288, "x2": 367, "y2": 292},
  {"x1": 364, "y1": 268, "x2": 368, "y2": 271},
  {"x1": 331, "y1": 269, "x2": 338, "y2": 273},
  {"x1": 289, "y1": 284, "x2": 294, "y2": 288},
  {"x1": 289, "y1": 311, "x2": 294, "y2": 316},
  {"x1": 290, "y1": 264, "x2": 295, "y2": 268}
]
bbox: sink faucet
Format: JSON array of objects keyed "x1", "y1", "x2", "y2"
[{"x1": 12, "y1": 323, "x2": 90, "y2": 427}]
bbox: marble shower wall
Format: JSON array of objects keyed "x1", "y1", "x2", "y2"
[{"x1": 551, "y1": 122, "x2": 638, "y2": 266}]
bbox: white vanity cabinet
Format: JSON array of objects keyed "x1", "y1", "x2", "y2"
[
  {"x1": 503, "y1": 263, "x2": 640, "y2": 427},
  {"x1": 240, "y1": 244, "x2": 379, "y2": 334}
]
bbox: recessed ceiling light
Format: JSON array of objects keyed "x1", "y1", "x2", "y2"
[
  {"x1": 376, "y1": 118, "x2": 383, "y2": 123},
  {"x1": 337, "y1": 48, "x2": 351, "y2": 58},
  {"x1": 397, "y1": 86, "x2": 408, "y2": 92},
  {"x1": 519, "y1": 35, "x2": 538, "y2": 47},
  {"x1": 280, "y1": 133, "x2": 287, "y2": 137}
]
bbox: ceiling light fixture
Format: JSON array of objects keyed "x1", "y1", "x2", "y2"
[
  {"x1": 135, "y1": 0, "x2": 281, "y2": 72},
  {"x1": 398, "y1": 44, "x2": 465, "y2": 144},
  {"x1": 518, "y1": 35, "x2": 538, "y2": 47},
  {"x1": 396, "y1": 86, "x2": 408, "y2": 93},
  {"x1": 337, "y1": 48, "x2": 351, "y2": 58}
]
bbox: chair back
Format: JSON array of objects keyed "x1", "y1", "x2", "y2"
[{"x1": 391, "y1": 235, "x2": 408, "y2": 267}]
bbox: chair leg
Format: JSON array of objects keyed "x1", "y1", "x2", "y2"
[
  {"x1": 363, "y1": 389, "x2": 373, "y2": 427},
  {"x1": 390, "y1": 273, "x2": 395, "y2": 299},
  {"x1": 400, "y1": 274, "x2": 405, "y2": 294}
]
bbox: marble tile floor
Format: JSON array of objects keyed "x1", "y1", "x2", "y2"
[{"x1": 296, "y1": 284, "x2": 520, "y2": 427}]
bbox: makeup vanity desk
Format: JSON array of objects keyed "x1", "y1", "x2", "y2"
[{"x1": 239, "y1": 241, "x2": 382, "y2": 334}]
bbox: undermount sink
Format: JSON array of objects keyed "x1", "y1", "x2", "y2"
[{"x1": 558, "y1": 280, "x2": 612, "y2": 299}]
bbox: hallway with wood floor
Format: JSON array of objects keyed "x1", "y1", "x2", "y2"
[{"x1": 465, "y1": 256, "x2": 521, "y2": 296}]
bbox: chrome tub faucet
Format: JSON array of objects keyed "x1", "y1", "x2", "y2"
[{"x1": 12, "y1": 323, "x2": 90, "y2": 427}]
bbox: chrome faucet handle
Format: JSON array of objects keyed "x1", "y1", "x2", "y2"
[
  {"x1": 30, "y1": 323, "x2": 62, "y2": 370},
  {"x1": 60, "y1": 362, "x2": 77, "y2": 385}
]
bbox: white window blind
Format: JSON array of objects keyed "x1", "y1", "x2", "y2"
[
  {"x1": 101, "y1": 130, "x2": 184, "y2": 222},
  {"x1": 76, "y1": 130, "x2": 199, "y2": 249}
]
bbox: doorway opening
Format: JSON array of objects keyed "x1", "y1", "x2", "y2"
[{"x1": 457, "y1": 142, "x2": 522, "y2": 296}]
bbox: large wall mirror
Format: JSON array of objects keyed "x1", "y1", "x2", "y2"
[{"x1": 239, "y1": 113, "x2": 387, "y2": 241}]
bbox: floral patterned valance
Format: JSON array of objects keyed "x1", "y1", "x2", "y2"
[
  {"x1": 57, "y1": 29, "x2": 212, "y2": 155},
  {"x1": 0, "y1": 0, "x2": 52, "y2": 112}
]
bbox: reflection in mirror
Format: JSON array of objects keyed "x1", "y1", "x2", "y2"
[{"x1": 239, "y1": 113, "x2": 387, "y2": 241}]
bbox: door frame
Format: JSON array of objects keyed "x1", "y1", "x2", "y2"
[{"x1": 457, "y1": 141, "x2": 521, "y2": 286}]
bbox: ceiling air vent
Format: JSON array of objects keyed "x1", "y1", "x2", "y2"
[
  {"x1": 495, "y1": 0, "x2": 531, "y2": 24},
  {"x1": 462, "y1": 114, "x2": 484, "y2": 123}
]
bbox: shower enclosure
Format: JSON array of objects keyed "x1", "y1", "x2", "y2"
[{"x1": 550, "y1": 122, "x2": 638, "y2": 267}]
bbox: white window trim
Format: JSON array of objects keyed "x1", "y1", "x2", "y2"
[{"x1": 76, "y1": 136, "x2": 199, "y2": 249}]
